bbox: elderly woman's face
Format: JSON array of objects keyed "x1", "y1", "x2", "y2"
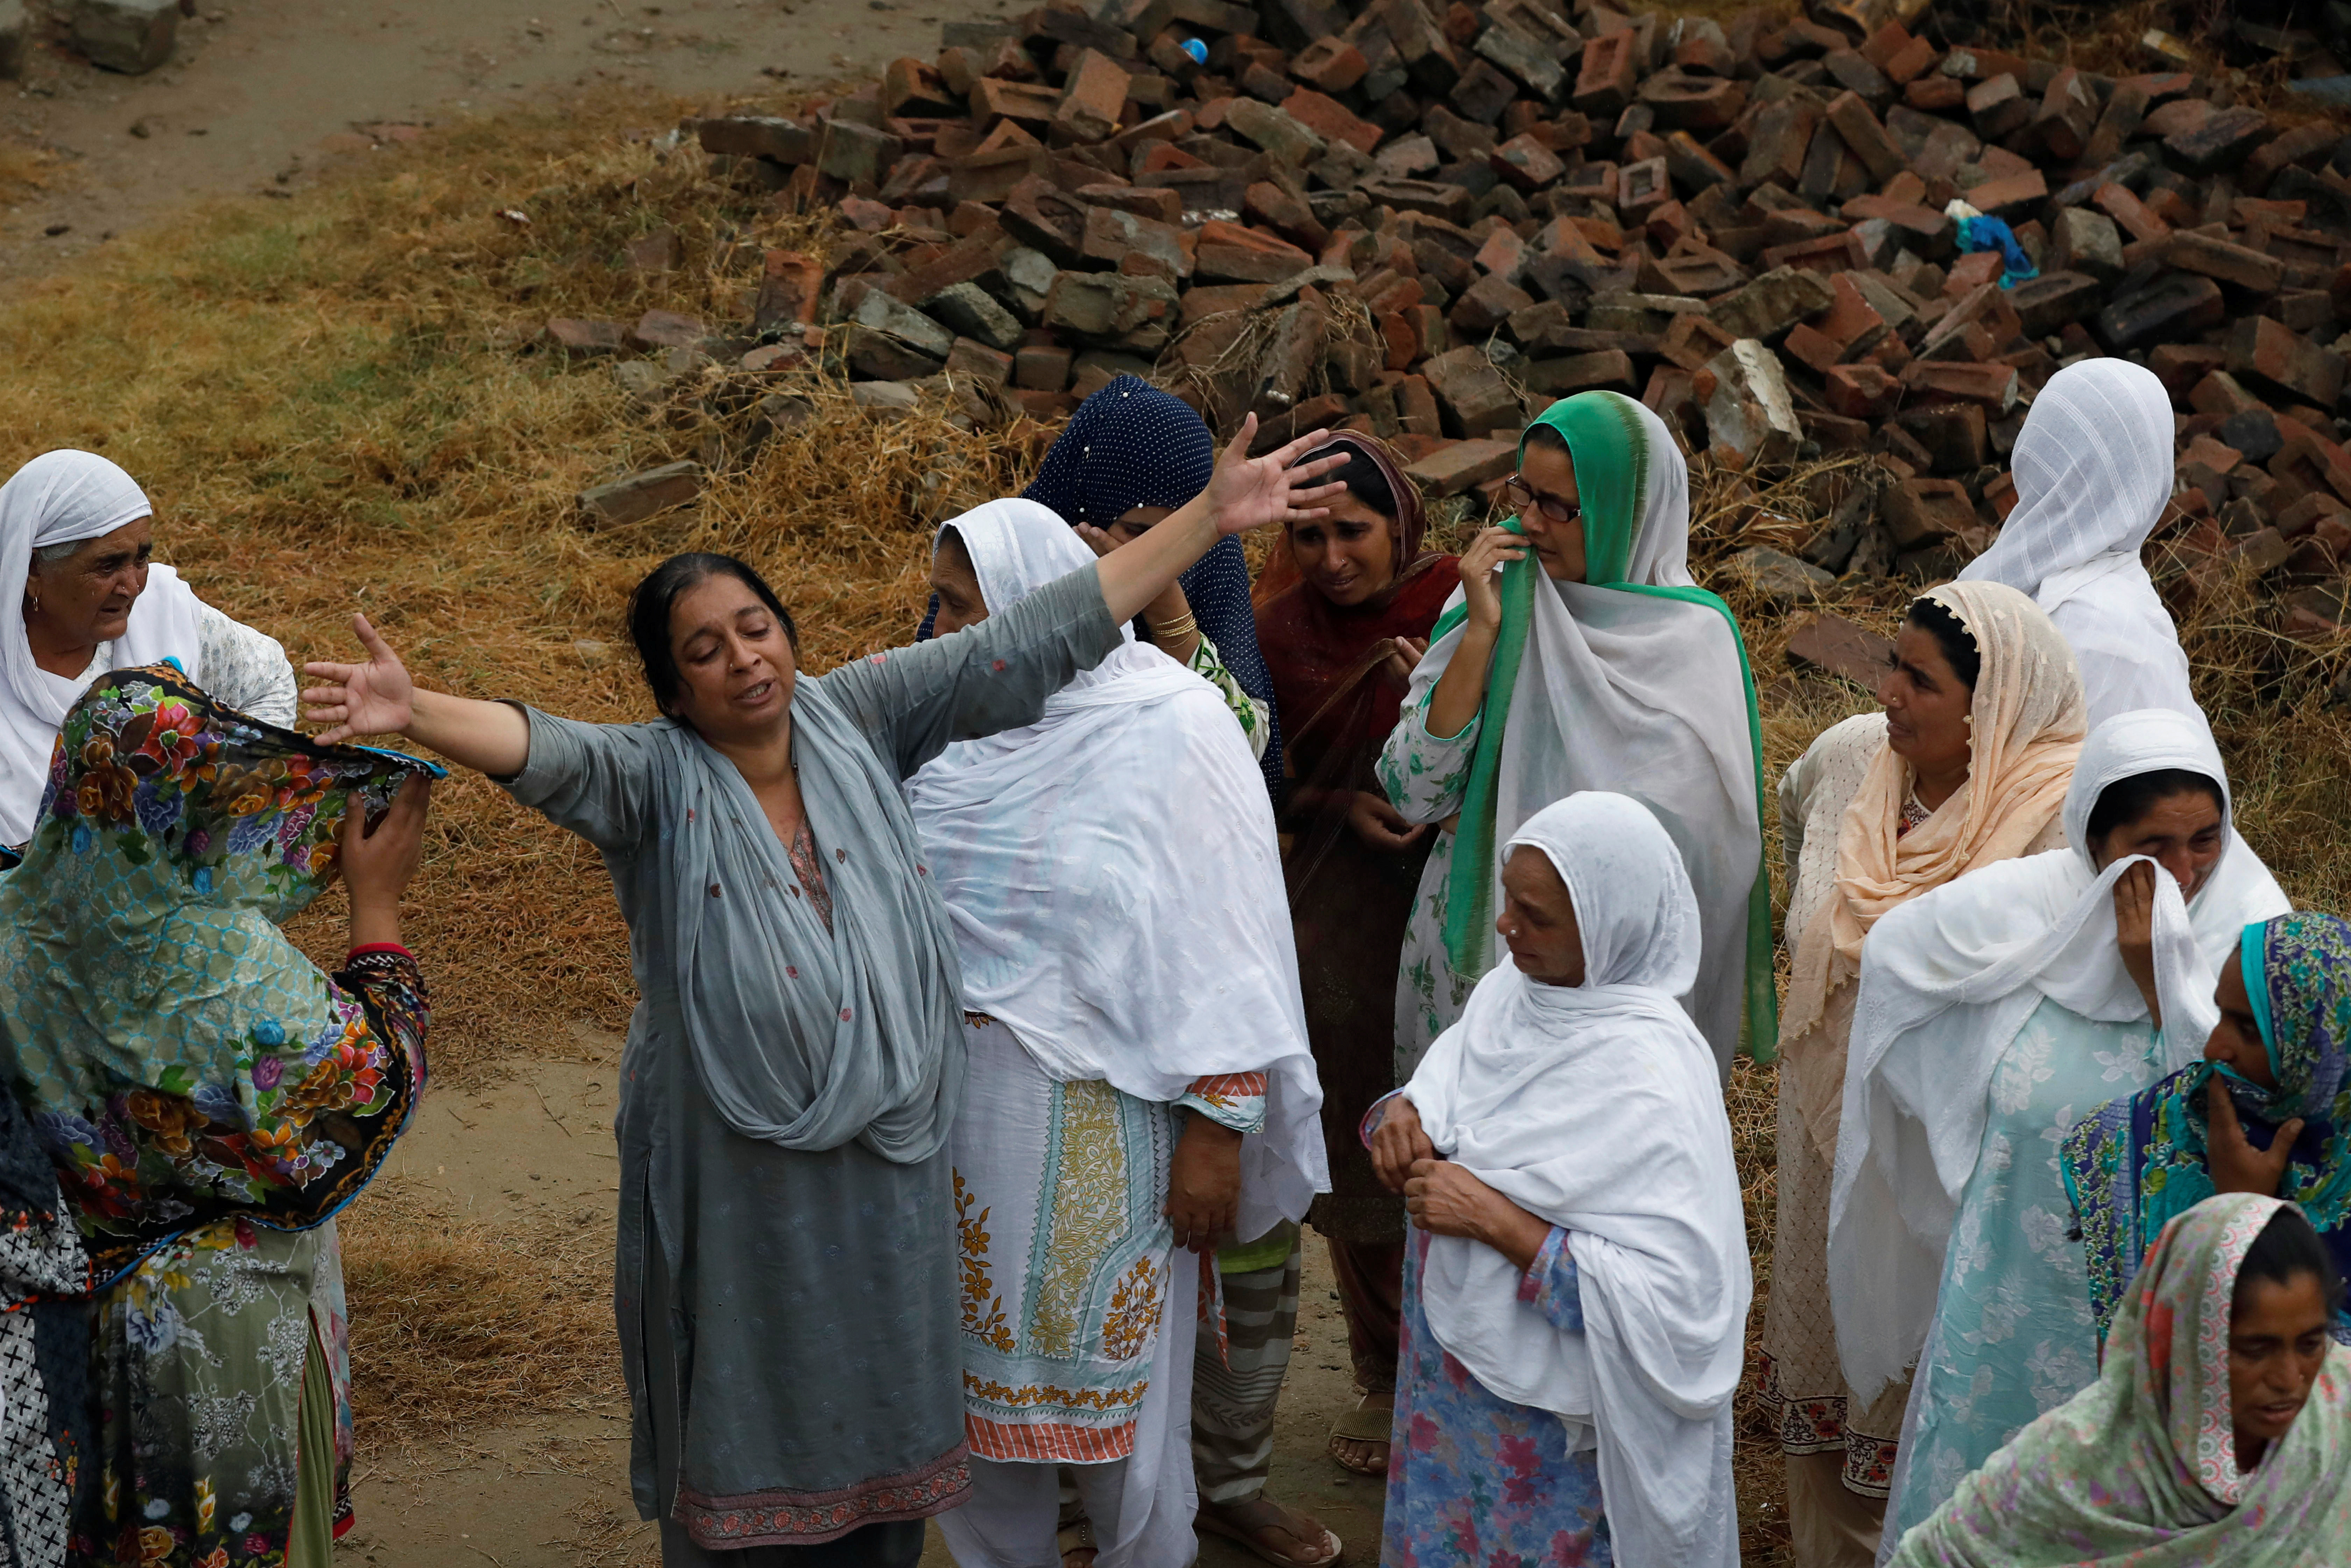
[
  {"x1": 1287, "y1": 488, "x2": 1398, "y2": 607},
  {"x1": 664, "y1": 573, "x2": 797, "y2": 743},
  {"x1": 27, "y1": 516, "x2": 153, "y2": 647},
  {"x1": 2229, "y1": 1269, "x2": 2332, "y2": 1463},
  {"x1": 1877, "y1": 620, "x2": 1974, "y2": 781},
  {"x1": 1496, "y1": 846, "x2": 1584, "y2": 987},
  {"x1": 929, "y1": 534, "x2": 988, "y2": 638}
]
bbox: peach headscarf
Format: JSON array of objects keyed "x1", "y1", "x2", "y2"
[{"x1": 1780, "y1": 580, "x2": 2087, "y2": 1152}]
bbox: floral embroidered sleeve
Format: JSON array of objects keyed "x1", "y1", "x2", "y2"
[
  {"x1": 1516, "y1": 1224, "x2": 1584, "y2": 1333},
  {"x1": 1185, "y1": 634, "x2": 1270, "y2": 762},
  {"x1": 1179, "y1": 1072, "x2": 1268, "y2": 1134},
  {"x1": 1377, "y1": 684, "x2": 1478, "y2": 827}
]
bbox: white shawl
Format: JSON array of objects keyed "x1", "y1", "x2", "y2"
[
  {"x1": 1830, "y1": 708, "x2": 2289, "y2": 1402},
  {"x1": 1957, "y1": 359, "x2": 2200, "y2": 731},
  {"x1": 1404, "y1": 792, "x2": 1748, "y2": 1568},
  {"x1": 905, "y1": 499, "x2": 1327, "y2": 1239},
  {"x1": 0, "y1": 451, "x2": 205, "y2": 847},
  {"x1": 1399, "y1": 398, "x2": 1759, "y2": 1074}
]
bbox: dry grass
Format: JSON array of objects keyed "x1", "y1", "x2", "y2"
[
  {"x1": 335, "y1": 1177, "x2": 615, "y2": 1440},
  {"x1": 8, "y1": 56, "x2": 2351, "y2": 1566}
]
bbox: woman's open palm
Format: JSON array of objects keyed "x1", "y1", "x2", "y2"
[
  {"x1": 302, "y1": 615, "x2": 416, "y2": 744},
  {"x1": 1204, "y1": 415, "x2": 1349, "y2": 536}
]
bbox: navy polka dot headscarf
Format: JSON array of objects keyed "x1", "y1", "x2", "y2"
[{"x1": 918, "y1": 376, "x2": 1284, "y2": 797}]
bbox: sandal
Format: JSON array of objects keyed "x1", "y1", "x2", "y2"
[
  {"x1": 1057, "y1": 1516, "x2": 1099, "y2": 1568},
  {"x1": 1197, "y1": 1496, "x2": 1343, "y2": 1567},
  {"x1": 1326, "y1": 1389, "x2": 1393, "y2": 1478}
]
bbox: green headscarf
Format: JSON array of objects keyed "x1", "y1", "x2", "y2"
[{"x1": 1428, "y1": 392, "x2": 1776, "y2": 1060}]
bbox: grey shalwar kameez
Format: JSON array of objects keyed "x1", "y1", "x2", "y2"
[{"x1": 499, "y1": 569, "x2": 1121, "y2": 1562}]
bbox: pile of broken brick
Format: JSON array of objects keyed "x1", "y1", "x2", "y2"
[{"x1": 549, "y1": 0, "x2": 2351, "y2": 640}]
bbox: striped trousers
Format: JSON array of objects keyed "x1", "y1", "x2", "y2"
[{"x1": 1188, "y1": 1222, "x2": 1304, "y2": 1506}]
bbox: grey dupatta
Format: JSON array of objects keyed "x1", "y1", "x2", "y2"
[{"x1": 664, "y1": 674, "x2": 963, "y2": 1162}]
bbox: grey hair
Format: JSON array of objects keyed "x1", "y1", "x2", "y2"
[{"x1": 30, "y1": 541, "x2": 83, "y2": 566}]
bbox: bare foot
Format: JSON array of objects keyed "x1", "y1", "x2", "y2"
[
  {"x1": 1057, "y1": 1516, "x2": 1097, "y2": 1568},
  {"x1": 1196, "y1": 1495, "x2": 1343, "y2": 1567}
]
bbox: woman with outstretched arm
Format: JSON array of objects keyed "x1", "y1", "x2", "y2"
[{"x1": 301, "y1": 421, "x2": 1345, "y2": 1568}]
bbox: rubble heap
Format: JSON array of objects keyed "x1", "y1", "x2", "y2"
[{"x1": 552, "y1": 0, "x2": 2351, "y2": 640}]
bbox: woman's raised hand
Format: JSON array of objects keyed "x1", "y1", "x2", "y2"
[
  {"x1": 1381, "y1": 635, "x2": 1427, "y2": 695},
  {"x1": 2113, "y1": 860, "x2": 2161, "y2": 1025},
  {"x1": 2205, "y1": 1077, "x2": 2303, "y2": 1198},
  {"x1": 303, "y1": 615, "x2": 416, "y2": 746},
  {"x1": 1203, "y1": 415, "x2": 1350, "y2": 536},
  {"x1": 1457, "y1": 526, "x2": 1529, "y2": 633}
]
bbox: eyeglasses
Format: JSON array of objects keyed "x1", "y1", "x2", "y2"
[{"x1": 1503, "y1": 474, "x2": 1581, "y2": 527}]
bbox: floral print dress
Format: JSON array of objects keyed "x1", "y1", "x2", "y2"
[
  {"x1": 0, "y1": 667, "x2": 434, "y2": 1568},
  {"x1": 1384, "y1": 1224, "x2": 1609, "y2": 1568},
  {"x1": 1887, "y1": 997, "x2": 2162, "y2": 1543}
]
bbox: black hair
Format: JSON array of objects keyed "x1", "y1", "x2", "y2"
[
  {"x1": 1327, "y1": 447, "x2": 1398, "y2": 521},
  {"x1": 1904, "y1": 596, "x2": 1982, "y2": 692},
  {"x1": 2234, "y1": 1205, "x2": 2346, "y2": 1319},
  {"x1": 2086, "y1": 769, "x2": 2226, "y2": 847},
  {"x1": 1521, "y1": 423, "x2": 1569, "y2": 456},
  {"x1": 625, "y1": 552, "x2": 798, "y2": 717},
  {"x1": 933, "y1": 525, "x2": 975, "y2": 577}
]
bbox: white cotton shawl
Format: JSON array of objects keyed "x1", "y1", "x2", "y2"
[
  {"x1": 0, "y1": 450, "x2": 205, "y2": 848},
  {"x1": 1400, "y1": 399, "x2": 1759, "y2": 1074},
  {"x1": 1957, "y1": 359, "x2": 2200, "y2": 731},
  {"x1": 905, "y1": 499, "x2": 1327, "y2": 1239},
  {"x1": 1404, "y1": 792, "x2": 1748, "y2": 1568},
  {"x1": 1829, "y1": 708, "x2": 2289, "y2": 1403}
]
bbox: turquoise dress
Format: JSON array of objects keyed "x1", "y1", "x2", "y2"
[{"x1": 1888, "y1": 997, "x2": 2166, "y2": 1540}]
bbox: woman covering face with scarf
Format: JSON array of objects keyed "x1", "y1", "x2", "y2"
[
  {"x1": 1375, "y1": 391, "x2": 1768, "y2": 1083},
  {"x1": 2068, "y1": 911, "x2": 2351, "y2": 1348}
]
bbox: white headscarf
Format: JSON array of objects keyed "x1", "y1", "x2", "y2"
[
  {"x1": 1401, "y1": 396, "x2": 1761, "y2": 1075},
  {"x1": 905, "y1": 499, "x2": 1327, "y2": 1239},
  {"x1": 0, "y1": 451, "x2": 205, "y2": 847},
  {"x1": 1404, "y1": 792, "x2": 1748, "y2": 1568},
  {"x1": 1957, "y1": 359, "x2": 2200, "y2": 730},
  {"x1": 1829, "y1": 708, "x2": 2289, "y2": 1403}
]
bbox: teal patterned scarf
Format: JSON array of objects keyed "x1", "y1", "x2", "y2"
[{"x1": 2066, "y1": 910, "x2": 2351, "y2": 1341}]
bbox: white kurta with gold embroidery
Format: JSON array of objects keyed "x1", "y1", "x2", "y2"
[{"x1": 951, "y1": 1014, "x2": 1264, "y2": 1464}]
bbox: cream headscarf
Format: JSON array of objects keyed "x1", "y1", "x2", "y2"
[{"x1": 1779, "y1": 580, "x2": 2087, "y2": 1152}]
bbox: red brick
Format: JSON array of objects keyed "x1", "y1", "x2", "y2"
[
  {"x1": 1281, "y1": 88, "x2": 1382, "y2": 155},
  {"x1": 1290, "y1": 36, "x2": 1368, "y2": 94},
  {"x1": 1906, "y1": 75, "x2": 1966, "y2": 112},
  {"x1": 1787, "y1": 612, "x2": 1897, "y2": 685},
  {"x1": 755, "y1": 250, "x2": 826, "y2": 327},
  {"x1": 2093, "y1": 183, "x2": 2169, "y2": 244},
  {"x1": 1884, "y1": 476, "x2": 1975, "y2": 547},
  {"x1": 972, "y1": 77, "x2": 1062, "y2": 129},
  {"x1": 1882, "y1": 36, "x2": 1937, "y2": 85},
  {"x1": 1784, "y1": 321, "x2": 1845, "y2": 376},
  {"x1": 884, "y1": 57, "x2": 964, "y2": 119},
  {"x1": 1825, "y1": 91, "x2": 1908, "y2": 183},
  {"x1": 1491, "y1": 133, "x2": 1565, "y2": 192},
  {"x1": 1244, "y1": 181, "x2": 1328, "y2": 253},
  {"x1": 2189, "y1": 370, "x2": 2267, "y2": 421},
  {"x1": 1573, "y1": 31, "x2": 1638, "y2": 118},
  {"x1": 1639, "y1": 71, "x2": 1747, "y2": 132},
  {"x1": 1966, "y1": 73, "x2": 2030, "y2": 141},
  {"x1": 1967, "y1": 170, "x2": 2047, "y2": 221},
  {"x1": 1826, "y1": 361, "x2": 1901, "y2": 418},
  {"x1": 2171, "y1": 231, "x2": 2287, "y2": 294},
  {"x1": 1662, "y1": 313, "x2": 1735, "y2": 372},
  {"x1": 543, "y1": 317, "x2": 626, "y2": 356},
  {"x1": 1903, "y1": 359, "x2": 2019, "y2": 410},
  {"x1": 2230, "y1": 316, "x2": 2348, "y2": 408},
  {"x1": 1815, "y1": 272, "x2": 1890, "y2": 357},
  {"x1": 1475, "y1": 226, "x2": 1528, "y2": 285},
  {"x1": 1054, "y1": 50, "x2": 1132, "y2": 143},
  {"x1": 1404, "y1": 437, "x2": 1517, "y2": 496}
]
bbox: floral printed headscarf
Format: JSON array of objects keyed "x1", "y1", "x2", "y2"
[
  {"x1": 2067, "y1": 912, "x2": 2351, "y2": 1344},
  {"x1": 1890, "y1": 1192, "x2": 2351, "y2": 1567},
  {"x1": 0, "y1": 664, "x2": 439, "y2": 1283}
]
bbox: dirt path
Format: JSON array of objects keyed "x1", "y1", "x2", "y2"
[
  {"x1": 340, "y1": 1036, "x2": 1386, "y2": 1566},
  {"x1": 0, "y1": 0, "x2": 1000, "y2": 279}
]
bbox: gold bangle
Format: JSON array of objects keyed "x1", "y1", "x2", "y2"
[{"x1": 1151, "y1": 613, "x2": 1200, "y2": 641}]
